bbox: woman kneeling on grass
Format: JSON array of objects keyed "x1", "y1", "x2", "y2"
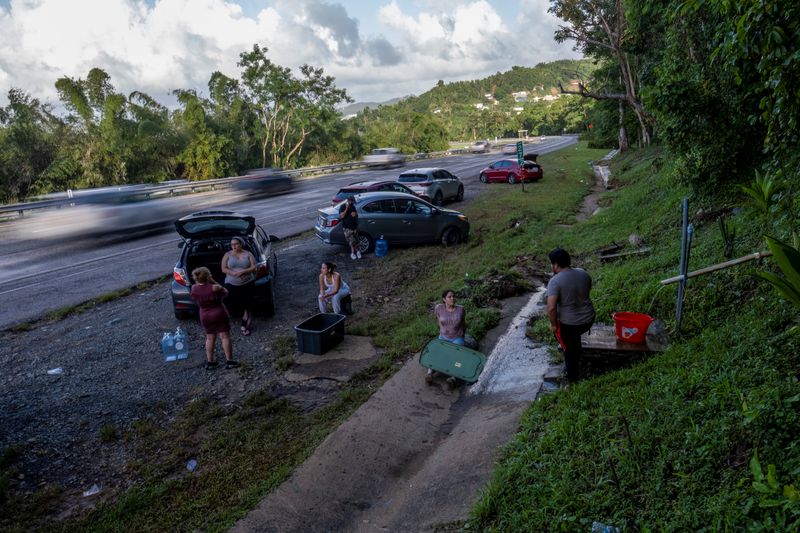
[
  {"x1": 190, "y1": 267, "x2": 239, "y2": 370},
  {"x1": 426, "y1": 288, "x2": 466, "y2": 387}
]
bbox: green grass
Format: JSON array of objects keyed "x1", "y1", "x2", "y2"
[{"x1": 468, "y1": 147, "x2": 800, "y2": 531}]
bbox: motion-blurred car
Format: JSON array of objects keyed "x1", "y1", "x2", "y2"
[
  {"x1": 479, "y1": 156, "x2": 543, "y2": 184},
  {"x1": 315, "y1": 191, "x2": 469, "y2": 253},
  {"x1": 396, "y1": 167, "x2": 464, "y2": 206},
  {"x1": 171, "y1": 210, "x2": 279, "y2": 319},
  {"x1": 363, "y1": 147, "x2": 405, "y2": 169},
  {"x1": 469, "y1": 140, "x2": 491, "y2": 153},
  {"x1": 330, "y1": 180, "x2": 418, "y2": 205},
  {"x1": 501, "y1": 143, "x2": 518, "y2": 155},
  {"x1": 232, "y1": 169, "x2": 293, "y2": 197},
  {"x1": 11, "y1": 185, "x2": 188, "y2": 240}
]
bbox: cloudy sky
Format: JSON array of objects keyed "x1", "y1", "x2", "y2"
[{"x1": 0, "y1": 0, "x2": 580, "y2": 109}]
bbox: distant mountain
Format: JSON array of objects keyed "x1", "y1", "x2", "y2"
[{"x1": 339, "y1": 97, "x2": 409, "y2": 116}]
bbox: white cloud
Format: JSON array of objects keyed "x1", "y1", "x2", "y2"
[{"x1": 0, "y1": 0, "x2": 581, "y2": 109}]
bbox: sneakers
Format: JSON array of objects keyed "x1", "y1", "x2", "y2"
[
  {"x1": 204, "y1": 361, "x2": 219, "y2": 370},
  {"x1": 225, "y1": 360, "x2": 240, "y2": 369},
  {"x1": 356, "y1": 251, "x2": 362, "y2": 259},
  {"x1": 350, "y1": 252, "x2": 357, "y2": 260}
]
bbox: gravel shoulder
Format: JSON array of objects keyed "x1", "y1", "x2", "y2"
[{"x1": 0, "y1": 231, "x2": 374, "y2": 510}]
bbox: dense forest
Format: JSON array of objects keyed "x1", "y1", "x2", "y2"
[{"x1": 0, "y1": 54, "x2": 595, "y2": 203}]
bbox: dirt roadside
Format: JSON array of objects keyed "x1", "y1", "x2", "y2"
[
  {"x1": 0, "y1": 231, "x2": 395, "y2": 514},
  {"x1": 231, "y1": 292, "x2": 553, "y2": 532}
]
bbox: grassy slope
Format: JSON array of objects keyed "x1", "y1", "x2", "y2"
[{"x1": 470, "y1": 149, "x2": 800, "y2": 531}]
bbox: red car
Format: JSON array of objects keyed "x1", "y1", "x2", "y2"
[
  {"x1": 478, "y1": 156, "x2": 543, "y2": 184},
  {"x1": 331, "y1": 180, "x2": 418, "y2": 205}
]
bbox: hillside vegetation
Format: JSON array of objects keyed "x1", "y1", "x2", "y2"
[{"x1": 470, "y1": 147, "x2": 800, "y2": 531}]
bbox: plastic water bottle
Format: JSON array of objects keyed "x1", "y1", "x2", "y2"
[
  {"x1": 174, "y1": 327, "x2": 189, "y2": 360},
  {"x1": 161, "y1": 332, "x2": 176, "y2": 362},
  {"x1": 375, "y1": 235, "x2": 388, "y2": 257},
  {"x1": 591, "y1": 521, "x2": 620, "y2": 533}
]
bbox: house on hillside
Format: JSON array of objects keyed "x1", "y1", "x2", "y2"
[
  {"x1": 474, "y1": 103, "x2": 486, "y2": 110},
  {"x1": 512, "y1": 91, "x2": 528, "y2": 102}
]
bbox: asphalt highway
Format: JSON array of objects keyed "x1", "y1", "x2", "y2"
[{"x1": 0, "y1": 136, "x2": 577, "y2": 329}]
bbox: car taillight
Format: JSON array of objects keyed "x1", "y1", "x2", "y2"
[
  {"x1": 173, "y1": 267, "x2": 189, "y2": 286},
  {"x1": 328, "y1": 219, "x2": 339, "y2": 228},
  {"x1": 255, "y1": 260, "x2": 268, "y2": 279}
]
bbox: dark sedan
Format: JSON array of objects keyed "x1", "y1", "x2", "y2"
[
  {"x1": 315, "y1": 192, "x2": 469, "y2": 254},
  {"x1": 331, "y1": 180, "x2": 419, "y2": 205},
  {"x1": 171, "y1": 211, "x2": 279, "y2": 319}
]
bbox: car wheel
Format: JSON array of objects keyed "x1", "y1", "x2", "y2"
[
  {"x1": 433, "y1": 191, "x2": 444, "y2": 206},
  {"x1": 441, "y1": 227, "x2": 461, "y2": 247},
  {"x1": 507, "y1": 173, "x2": 517, "y2": 184},
  {"x1": 479, "y1": 173, "x2": 488, "y2": 183},
  {"x1": 357, "y1": 232, "x2": 374, "y2": 253},
  {"x1": 456, "y1": 186, "x2": 464, "y2": 201},
  {"x1": 263, "y1": 277, "x2": 276, "y2": 317}
]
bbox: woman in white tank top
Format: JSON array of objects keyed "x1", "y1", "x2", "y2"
[{"x1": 318, "y1": 261, "x2": 350, "y2": 314}]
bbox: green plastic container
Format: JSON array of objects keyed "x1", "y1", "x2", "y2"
[{"x1": 419, "y1": 339, "x2": 486, "y2": 383}]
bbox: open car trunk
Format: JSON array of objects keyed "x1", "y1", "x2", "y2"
[{"x1": 186, "y1": 238, "x2": 254, "y2": 286}]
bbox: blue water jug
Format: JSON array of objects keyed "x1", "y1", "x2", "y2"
[
  {"x1": 161, "y1": 332, "x2": 176, "y2": 362},
  {"x1": 174, "y1": 327, "x2": 189, "y2": 360},
  {"x1": 374, "y1": 235, "x2": 388, "y2": 257}
]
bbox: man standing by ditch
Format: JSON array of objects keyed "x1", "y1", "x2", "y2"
[{"x1": 546, "y1": 248, "x2": 595, "y2": 382}]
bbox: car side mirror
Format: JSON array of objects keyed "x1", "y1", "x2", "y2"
[
  {"x1": 267, "y1": 234, "x2": 281, "y2": 242},
  {"x1": 431, "y1": 208, "x2": 440, "y2": 216},
  {"x1": 178, "y1": 241, "x2": 185, "y2": 249}
]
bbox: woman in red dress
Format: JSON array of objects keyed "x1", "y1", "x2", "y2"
[{"x1": 190, "y1": 267, "x2": 238, "y2": 370}]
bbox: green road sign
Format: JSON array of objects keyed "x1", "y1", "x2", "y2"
[{"x1": 516, "y1": 141, "x2": 524, "y2": 165}]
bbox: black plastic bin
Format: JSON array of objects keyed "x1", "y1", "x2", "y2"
[{"x1": 294, "y1": 313, "x2": 346, "y2": 355}]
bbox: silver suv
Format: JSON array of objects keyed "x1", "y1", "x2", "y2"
[
  {"x1": 469, "y1": 140, "x2": 491, "y2": 153},
  {"x1": 396, "y1": 168, "x2": 464, "y2": 206},
  {"x1": 363, "y1": 147, "x2": 405, "y2": 169}
]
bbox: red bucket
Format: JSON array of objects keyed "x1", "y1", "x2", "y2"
[{"x1": 612, "y1": 312, "x2": 654, "y2": 343}]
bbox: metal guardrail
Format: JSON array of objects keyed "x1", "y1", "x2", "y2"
[{"x1": 0, "y1": 146, "x2": 473, "y2": 218}]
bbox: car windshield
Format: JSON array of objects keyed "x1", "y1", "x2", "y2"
[
  {"x1": 179, "y1": 218, "x2": 251, "y2": 235},
  {"x1": 398, "y1": 174, "x2": 428, "y2": 183},
  {"x1": 335, "y1": 190, "x2": 360, "y2": 200}
]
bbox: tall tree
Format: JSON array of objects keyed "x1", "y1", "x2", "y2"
[
  {"x1": 55, "y1": 68, "x2": 133, "y2": 186},
  {"x1": 237, "y1": 44, "x2": 350, "y2": 168},
  {"x1": 0, "y1": 89, "x2": 61, "y2": 202},
  {"x1": 550, "y1": 0, "x2": 652, "y2": 148}
]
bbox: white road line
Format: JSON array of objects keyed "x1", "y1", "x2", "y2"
[{"x1": 0, "y1": 265, "x2": 106, "y2": 296}]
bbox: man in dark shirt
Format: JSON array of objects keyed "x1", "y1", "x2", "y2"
[
  {"x1": 339, "y1": 196, "x2": 361, "y2": 259},
  {"x1": 546, "y1": 248, "x2": 595, "y2": 382}
]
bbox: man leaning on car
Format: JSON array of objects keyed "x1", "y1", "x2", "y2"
[{"x1": 339, "y1": 196, "x2": 361, "y2": 259}]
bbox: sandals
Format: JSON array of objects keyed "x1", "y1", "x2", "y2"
[{"x1": 241, "y1": 316, "x2": 252, "y2": 336}]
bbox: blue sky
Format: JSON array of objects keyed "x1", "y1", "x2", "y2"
[{"x1": 0, "y1": 0, "x2": 580, "y2": 108}]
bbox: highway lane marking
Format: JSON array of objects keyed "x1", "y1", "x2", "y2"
[
  {"x1": 1, "y1": 238, "x2": 178, "y2": 285},
  {"x1": 0, "y1": 265, "x2": 106, "y2": 296}
]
